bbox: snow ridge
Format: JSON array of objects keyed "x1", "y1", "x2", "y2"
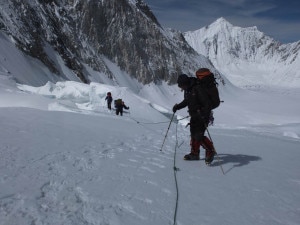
[{"x1": 184, "y1": 18, "x2": 300, "y2": 88}]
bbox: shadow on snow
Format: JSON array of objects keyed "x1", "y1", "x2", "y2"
[{"x1": 211, "y1": 153, "x2": 262, "y2": 174}]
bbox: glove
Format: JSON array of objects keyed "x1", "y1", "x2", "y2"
[
  {"x1": 172, "y1": 104, "x2": 178, "y2": 113},
  {"x1": 208, "y1": 111, "x2": 214, "y2": 126}
]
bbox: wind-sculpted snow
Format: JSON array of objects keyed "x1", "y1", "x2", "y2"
[
  {"x1": 0, "y1": 107, "x2": 177, "y2": 225},
  {"x1": 1, "y1": 76, "x2": 300, "y2": 224},
  {"x1": 17, "y1": 81, "x2": 171, "y2": 121}
]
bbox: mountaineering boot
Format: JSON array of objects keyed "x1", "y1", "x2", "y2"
[
  {"x1": 201, "y1": 136, "x2": 215, "y2": 165},
  {"x1": 205, "y1": 150, "x2": 215, "y2": 165},
  {"x1": 184, "y1": 153, "x2": 200, "y2": 160},
  {"x1": 184, "y1": 138, "x2": 201, "y2": 160}
]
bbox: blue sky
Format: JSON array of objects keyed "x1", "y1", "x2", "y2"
[{"x1": 144, "y1": 0, "x2": 300, "y2": 43}]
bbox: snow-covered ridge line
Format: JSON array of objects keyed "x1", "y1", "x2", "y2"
[
  {"x1": 0, "y1": 0, "x2": 214, "y2": 86},
  {"x1": 184, "y1": 18, "x2": 300, "y2": 88}
]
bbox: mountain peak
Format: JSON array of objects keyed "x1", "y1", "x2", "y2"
[
  {"x1": 184, "y1": 17, "x2": 300, "y2": 88},
  {"x1": 215, "y1": 17, "x2": 231, "y2": 24},
  {"x1": 209, "y1": 17, "x2": 233, "y2": 29}
]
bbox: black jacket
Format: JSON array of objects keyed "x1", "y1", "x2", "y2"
[
  {"x1": 115, "y1": 103, "x2": 129, "y2": 110},
  {"x1": 176, "y1": 77, "x2": 211, "y2": 118}
]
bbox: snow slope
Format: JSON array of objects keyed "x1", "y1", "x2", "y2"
[{"x1": 1, "y1": 74, "x2": 300, "y2": 225}]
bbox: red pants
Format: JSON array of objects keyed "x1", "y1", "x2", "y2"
[{"x1": 190, "y1": 136, "x2": 214, "y2": 155}]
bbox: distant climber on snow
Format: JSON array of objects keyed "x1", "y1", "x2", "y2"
[
  {"x1": 114, "y1": 99, "x2": 129, "y2": 116},
  {"x1": 105, "y1": 92, "x2": 113, "y2": 110}
]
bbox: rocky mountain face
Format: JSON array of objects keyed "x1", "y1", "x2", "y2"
[
  {"x1": 184, "y1": 18, "x2": 300, "y2": 88},
  {"x1": 0, "y1": 0, "x2": 216, "y2": 86}
]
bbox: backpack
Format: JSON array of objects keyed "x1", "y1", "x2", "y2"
[
  {"x1": 195, "y1": 68, "x2": 221, "y2": 109},
  {"x1": 114, "y1": 98, "x2": 122, "y2": 107}
]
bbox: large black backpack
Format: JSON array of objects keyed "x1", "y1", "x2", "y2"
[
  {"x1": 196, "y1": 68, "x2": 221, "y2": 110},
  {"x1": 114, "y1": 98, "x2": 123, "y2": 107}
]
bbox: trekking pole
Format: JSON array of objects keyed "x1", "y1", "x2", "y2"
[
  {"x1": 206, "y1": 127, "x2": 225, "y2": 175},
  {"x1": 160, "y1": 113, "x2": 175, "y2": 151}
]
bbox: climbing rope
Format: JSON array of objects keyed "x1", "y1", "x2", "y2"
[
  {"x1": 129, "y1": 115, "x2": 189, "y2": 125},
  {"x1": 128, "y1": 112, "x2": 224, "y2": 224},
  {"x1": 130, "y1": 113, "x2": 184, "y2": 224},
  {"x1": 172, "y1": 122, "x2": 181, "y2": 225}
]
